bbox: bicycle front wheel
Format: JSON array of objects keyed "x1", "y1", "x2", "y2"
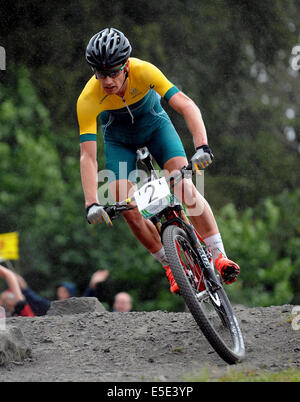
[{"x1": 162, "y1": 225, "x2": 245, "y2": 364}]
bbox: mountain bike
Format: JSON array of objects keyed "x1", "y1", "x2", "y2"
[{"x1": 104, "y1": 147, "x2": 245, "y2": 364}]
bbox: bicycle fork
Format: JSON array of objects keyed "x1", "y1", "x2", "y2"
[{"x1": 179, "y1": 210, "x2": 221, "y2": 293}]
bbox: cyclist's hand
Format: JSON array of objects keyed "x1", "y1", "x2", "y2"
[
  {"x1": 86, "y1": 203, "x2": 113, "y2": 226},
  {"x1": 191, "y1": 145, "x2": 214, "y2": 172}
]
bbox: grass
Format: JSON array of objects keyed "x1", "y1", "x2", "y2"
[{"x1": 183, "y1": 367, "x2": 300, "y2": 382}]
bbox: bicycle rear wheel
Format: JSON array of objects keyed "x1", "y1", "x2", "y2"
[{"x1": 162, "y1": 225, "x2": 245, "y2": 364}]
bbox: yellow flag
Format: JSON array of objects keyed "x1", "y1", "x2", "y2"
[{"x1": 0, "y1": 232, "x2": 19, "y2": 261}]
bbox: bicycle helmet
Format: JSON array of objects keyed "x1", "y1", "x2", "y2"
[{"x1": 86, "y1": 28, "x2": 132, "y2": 70}]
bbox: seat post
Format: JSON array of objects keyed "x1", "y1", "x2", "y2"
[{"x1": 136, "y1": 147, "x2": 158, "y2": 180}]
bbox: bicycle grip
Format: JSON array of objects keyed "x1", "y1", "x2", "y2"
[{"x1": 186, "y1": 161, "x2": 193, "y2": 171}]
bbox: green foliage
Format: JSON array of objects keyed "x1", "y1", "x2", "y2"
[{"x1": 217, "y1": 190, "x2": 300, "y2": 306}]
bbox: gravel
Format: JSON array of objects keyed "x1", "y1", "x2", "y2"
[{"x1": 0, "y1": 300, "x2": 299, "y2": 382}]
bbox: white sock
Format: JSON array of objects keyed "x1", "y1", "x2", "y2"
[
  {"x1": 204, "y1": 233, "x2": 227, "y2": 263},
  {"x1": 151, "y1": 246, "x2": 169, "y2": 266}
]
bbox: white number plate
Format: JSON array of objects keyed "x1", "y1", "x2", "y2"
[{"x1": 134, "y1": 178, "x2": 171, "y2": 218}]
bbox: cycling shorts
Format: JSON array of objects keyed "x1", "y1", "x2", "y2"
[{"x1": 102, "y1": 97, "x2": 186, "y2": 183}]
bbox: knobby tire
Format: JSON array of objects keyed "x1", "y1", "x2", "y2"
[{"x1": 162, "y1": 225, "x2": 245, "y2": 364}]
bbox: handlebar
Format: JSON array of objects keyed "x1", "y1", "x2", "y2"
[
  {"x1": 104, "y1": 161, "x2": 195, "y2": 219},
  {"x1": 105, "y1": 204, "x2": 136, "y2": 220}
]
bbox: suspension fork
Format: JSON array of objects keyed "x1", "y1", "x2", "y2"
[{"x1": 178, "y1": 209, "x2": 221, "y2": 292}]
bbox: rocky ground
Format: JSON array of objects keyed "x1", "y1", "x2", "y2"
[{"x1": 0, "y1": 298, "x2": 299, "y2": 383}]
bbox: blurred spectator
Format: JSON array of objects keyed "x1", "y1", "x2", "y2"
[
  {"x1": 8, "y1": 267, "x2": 132, "y2": 315},
  {"x1": 16, "y1": 274, "x2": 77, "y2": 316},
  {"x1": 0, "y1": 264, "x2": 34, "y2": 317},
  {"x1": 56, "y1": 282, "x2": 77, "y2": 300},
  {"x1": 113, "y1": 292, "x2": 132, "y2": 312},
  {"x1": 83, "y1": 270, "x2": 132, "y2": 311},
  {"x1": 83, "y1": 269, "x2": 110, "y2": 300}
]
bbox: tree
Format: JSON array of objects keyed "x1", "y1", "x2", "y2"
[{"x1": 217, "y1": 190, "x2": 300, "y2": 306}]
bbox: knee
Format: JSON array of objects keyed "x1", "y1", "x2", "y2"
[{"x1": 174, "y1": 179, "x2": 196, "y2": 203}]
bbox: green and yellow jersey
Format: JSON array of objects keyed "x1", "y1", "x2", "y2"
[{"x1": 77, "y1": 57, "x2": 179, "y2": 143}]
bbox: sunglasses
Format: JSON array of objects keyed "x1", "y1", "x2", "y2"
[{"x1": 93, "y1": 62, "x2": 126, "y2": 79}]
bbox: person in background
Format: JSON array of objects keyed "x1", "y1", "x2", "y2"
[
  {"x1": 83, "y1": 269, "x2": 110, "y2": 301},
  {"x1": 9, "y1": 267, "x2": 132, "y2": 314},
  {"x1": 16, "y1": 274, "x2": 77, "y2": 316},
  {"x1": 0, "y1": 264, "x2": 34, "y2": 317},
  {"x1": 56, "y1": 282, "x2": 77, "y2": 300},
  {"x1": 83, "y1": 270, "x2": 132, "y2": 312},
  {"x1": 113, "y1": 292, "x2": 132, "y2": 312}
]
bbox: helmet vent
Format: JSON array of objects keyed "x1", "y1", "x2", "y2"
[{"x1": 86, "y1": 28, "x2": 132, "y2": 69}]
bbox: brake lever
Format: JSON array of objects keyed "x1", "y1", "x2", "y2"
[{"x1": 105, "y1": 204, "x2": 137, "y2": 220}]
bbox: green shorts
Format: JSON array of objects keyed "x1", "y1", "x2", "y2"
[{"x1": 102, "y1": 102, "x2": 186, "y2": 183}]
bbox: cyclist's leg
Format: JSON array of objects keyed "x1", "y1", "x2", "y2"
[
  {"x1": 109, "y1": 179, "x2": 162, "y2": 254},
  {"x1": 146, "y1": 114, "x2": 218, "y2": 239},
  {"x1": 104, "y1": 140, "x2": 163, "y2": 255},
  {"x1": 148, "y1": 118, "x2": 239, "y2": 276},
  {"x1": 163, "y1": 156, "x2": 219, "y2": 239},
  {"x1": 164, "y1": 156, "x2": 240, "y2": 283}
]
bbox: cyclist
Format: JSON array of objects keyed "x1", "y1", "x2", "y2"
[{"x1": 77, "y1": 28, "x2": 240, "y2": 294}]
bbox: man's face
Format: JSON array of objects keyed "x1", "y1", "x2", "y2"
[
  {"x1": 56, "y1": 286, "x2": 70, "y2": 300},
  {"x1": 95, "y1": 61, "x2": 129, "y2": 95},
  {"x1": 113, "y1": 292, "x2": 132, "y2": 312}
]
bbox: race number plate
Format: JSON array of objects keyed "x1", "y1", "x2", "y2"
[{"x1": 134, "y1": 178, "x2": 171, "y2": 219}]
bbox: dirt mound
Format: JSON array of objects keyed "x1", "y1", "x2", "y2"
[{"x1": 0, "y1": 301, "x2": 299, "y2": 382}]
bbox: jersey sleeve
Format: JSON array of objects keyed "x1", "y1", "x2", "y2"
[
  {"x1": 139, "y1": 61, "x2": 179, "y2": 102},
  {"x1": 77, "y1": 79, "x2": 101, "y2": 143}
]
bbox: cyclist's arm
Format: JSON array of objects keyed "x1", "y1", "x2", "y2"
[
  {"x1": 139, "y1": 60, "x2": 208, "y2": 147},
  {"x1": 77, "y1": 88, "x2": 100, "y2": 208},
  {"x1": 168, "y1": 91, "x2": 208, "y2": 148},
  {"x1": 80, "y1": 141, "x2": 99, "y2": 208}
]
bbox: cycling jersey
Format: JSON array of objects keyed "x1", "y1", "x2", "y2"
[{"x1": 77, "y1": 57, "x2": 186, "y2": 181}]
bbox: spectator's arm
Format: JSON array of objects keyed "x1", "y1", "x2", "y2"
[
  {"x1": 21, "y1": 286, "x2": 51, "y2": 316},
  {"x1": 0, "y1": 265, "x2": 24, "y2": 302},
  {"x1": 84, "y1": 270, "x2": 109, "y2": 302},
  {"x1": 89, "y1": 270, "x2": 109, "y2": 288},
  {"x1": 15, "y1": 273, "x2": 50, "y2": 316}
]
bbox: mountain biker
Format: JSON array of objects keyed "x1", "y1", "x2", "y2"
[{"x1": 77, "y1": 27, "x2": 240, "y2": 294}]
